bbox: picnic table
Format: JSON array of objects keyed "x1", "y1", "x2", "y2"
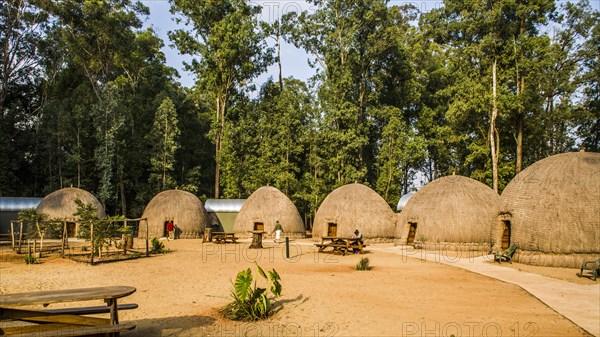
[
  {"x1": 212, "y1": 232, "x2": 238, "y2": 244},
  {"x1": 0, "y1": 286, "x2": 137, "y2": 336},
  {"x1": 315, "y1": 236, "x2": 367, "y2": 256}
]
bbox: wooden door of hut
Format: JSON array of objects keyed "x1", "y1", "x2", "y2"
[
  {"x1": 406, "y1": 222, "x2": 417, "y2": 245},
  {"x1": 253, "y1": 222, "x2": 264, "y2": 231},
  {"x1": 327, "y1": 223, "x2": 337, "y2": 237},
  {"x1": 501, "y1": 220, "x2": 511, "y2": 249}
]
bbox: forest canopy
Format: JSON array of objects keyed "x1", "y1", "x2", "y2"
[{"x1": 1, "y1": 0, "x2": 598, "y2": 224}]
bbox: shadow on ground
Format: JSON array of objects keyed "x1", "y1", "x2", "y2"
[{"x1": 124, "y1": 315, "x2": 217, "y2": 336}]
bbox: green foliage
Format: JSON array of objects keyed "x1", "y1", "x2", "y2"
[
  {"x1": 355, "y1": 257, "x2": 372, "y2": 271},
  {"x1": 150, "y1": 237, "x2": 167, "y2": 254},
  {"x1": 221, "y1": 263, "x2": 282, "y2": 321},
  {"x1": 24, "y1": 254, "x2": 38, "y2": 265},
  {"x1": 149, "y1": 97, "x2": 180, "y2": 192}
]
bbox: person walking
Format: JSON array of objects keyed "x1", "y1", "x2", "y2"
[{"x1": 273, "y1": 220, "x2": 283, "y2": 243}]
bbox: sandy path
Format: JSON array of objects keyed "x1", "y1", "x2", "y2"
[
  {"x1": 0, "y1": 239, "x2": 593, "y2": 336},
  {"x1": 379, "y1": 246, "x2": 600, "y2": 336}
]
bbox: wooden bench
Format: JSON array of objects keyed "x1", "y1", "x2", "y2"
[
  {"x1": 40, "y1": 303, "x2": 138, "y2": 315},
  {"x1": 0, "y1": 286, "x2": 137, "y2": 337},
  {"x1": 212, "y1": 232, "x2": 237, "y2": 244},
  {"x1": 0, "y1": 322, "x2": 135, "y2": 336},
  {"x1": 315, "y1": 237, "x2": 367, "y2": 256}
]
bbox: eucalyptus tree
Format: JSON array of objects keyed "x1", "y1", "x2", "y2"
[
  {"x1": 149, "y1": 97, "x2": 180, "y2": 192},
  {"x1": 169, "y1": 0, "x2": 272, "y2": 198},
  {"x1": 288, "y1": 0, "x2": 418, "y2": 191}
]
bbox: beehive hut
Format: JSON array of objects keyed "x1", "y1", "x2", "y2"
[
  {"x1": 138, "y1": 189, "x2": 208, "y2": 239},
  {"x1": 36, "y1": 187, "x2": 105, "y2": 237},
  {"x1": 396, "y1": 175, "x2": 500, "y2": 251},
  {"x1": 313, "y1": 183, "x2": 396, "y2": 242},
  {"x1": 495, "y1": 151, "x2": 600, "y2": 267},
  {"x1": 233, "y1": 186, "x2": 305, "y2": 238}
]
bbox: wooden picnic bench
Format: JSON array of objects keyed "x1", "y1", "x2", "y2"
[
  {"x1": 0, "y1": 286, "x2": 137, "y2": 336},
  {"x1": 212, "y1": 232, "x2": 238, "y2": 244},
  {"x1": 315, "y1": 236, "x2": 368, "y2": 256}
]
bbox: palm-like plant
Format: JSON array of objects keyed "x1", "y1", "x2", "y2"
[{"x1": 222, "y1": 262, "x2": 282, "y2": 321}]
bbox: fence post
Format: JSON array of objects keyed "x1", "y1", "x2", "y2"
[
  {"x1": 89, "y1": 221, "x2": 94, "y2": 265},
  {"x1": 61, "y1": 221, "x2": 67, "y2": 257},
  {"x1": 145, "y1": 219, "x2": 149, "y2": 257},
  {"x1": 18, "y1": 221, "x2": 23, "y2": 254}
]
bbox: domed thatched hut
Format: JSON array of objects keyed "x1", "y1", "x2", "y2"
[
  {"x1": 36, "y1": 187, "x2": 105, "y2": 237},
  {"x1": 396, "y1": 175, "x2": 500, "y2": 251},
  {"x1": 233, "y1": 186, "x2": 305, "y2": 238},
  {"x1": 495, "y1": 151, "x2": 600, "y2": 268},
  {"x1": 139, "y1": 190, "x2": 208, "y2": 239},
  {"x1": 313, "y1": 183, "x2": 396, "y2": 242}
]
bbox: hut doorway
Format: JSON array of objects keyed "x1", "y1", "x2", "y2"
[
  {"x1": 253, "y1": 222, "x2": 264, "y2": 231},
  {"x1": 66, "y1": 222, "x2": 76, "y2": 238},
  {"x1": 163, "y1": 221, "x2": 170, "y2": 237},
  {"x1": 501, "y1": 220, "x2": 511, "y2": 249},
  {"x1": 406, "y1": 222, "x2": 417, "y2": 245},
  {"x1": 327, "y1": 223, "x2": 337, "y2": 237}
]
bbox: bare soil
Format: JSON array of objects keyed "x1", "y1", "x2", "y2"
[{"x1": 0, "y1": 239, "x2": 592, "y2": 337}]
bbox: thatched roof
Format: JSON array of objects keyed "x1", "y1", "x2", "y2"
[
  {"x1": 138, "y1": 189, "x2": 208, "y2": 239},
  {"x1": 396, "y1": 175, "x2": 500, "y2": 250},
  {"x1": 36, "y1": 187, "x2": 105, "y2": 220},
  {"x1": 313, "y1": 183, "x2": 396, "y2": 242},
  {"x1": 498, "y1": 151, "x2": 600, "y2": 267},
  {"x1": 233, "y1": 186, "x2": 305, "y2": 238}
]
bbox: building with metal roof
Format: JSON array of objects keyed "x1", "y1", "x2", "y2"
[
  {"x1": 204, "y1": 199, "x2": 245, "y2": 232},
  {"x1": 0, "y1": 197, "x2": 43, "y2": 235}
]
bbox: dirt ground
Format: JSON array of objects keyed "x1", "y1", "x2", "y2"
[{"x1": 0, "y1": 239, "x2": 593, "y2": 337}]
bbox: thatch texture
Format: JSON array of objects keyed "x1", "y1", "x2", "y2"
[
  {"x1": 36, "y1": 187, "x2": 105, "y2": 220},
  {"x1": 313, "y1": 183, "x2": 396, "y2": 242},
  {"x1": 233, "y1": 186, "x2": 305, "y2": 238},
  {"x1": 496, "y1": 151, "x2": 600, "y2": 267},
  {"x1": 138, "y1": 190, "x2": 208, "y2": 239},
  {"x1": 396, "y1": 175, "x2": 500, "y2": 251}
]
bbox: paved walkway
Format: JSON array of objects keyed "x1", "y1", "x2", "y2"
[{"x1": 377, "y1": 246, "x2": 600, "y2": 336}]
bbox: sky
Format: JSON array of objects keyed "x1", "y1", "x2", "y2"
[
  {"x1": 139, "y1": 0, "x2": 448, "y2": 90},
  {"x1": 140, "y1": 0, "x2": 600, "y2": 90}
]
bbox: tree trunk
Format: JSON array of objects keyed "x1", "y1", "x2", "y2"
[{"x1": 490, "y1": 59, "x2": 499, "y2": 193}]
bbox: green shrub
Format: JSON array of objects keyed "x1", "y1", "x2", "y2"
[
  {"x1": 221, "y1": 263, "x2": 282, "y2": 321},
  {"x1": 355, "y1": 257, "x2": 372, "y2": 271},
  {"x1": 24, "y1": 254, "x2": 38, "y2": 265},
  {"x1": 150, "y1": 237, "x2": 167, "y2": 254}
]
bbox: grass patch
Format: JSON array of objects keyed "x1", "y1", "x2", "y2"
[{"x1": 355, "y1": 257, "x2": 372, "y2": 271}]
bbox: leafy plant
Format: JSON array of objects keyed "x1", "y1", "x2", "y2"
[
  {"x1": 221, "y1": 263, "x2": 282, "y2": 321},
  {"x1": 355, "y1": 257, "x2": 372, "y2": 271},
  {"x1": 24, "y1": 254, "x2": 38, "y2": 265},
  {"x1": 150, "y1": 237, "x2": 167, "y2": 254}
]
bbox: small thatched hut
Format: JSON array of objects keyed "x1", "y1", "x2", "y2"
[
  {"x1": 495, "y1": 151, "x2": 600, "y2": 268},
  {"x1": 36, "y1": 187, "x2": 105, "y2": 237},
  {"x1": 396, "y1": 175, "x2": 500, "y2": 251},
  {"x1": 138, "y1": 190, "x2": 208, "y2": 239},
  {"x1": 313, "y1": 183, "x2": 396, "y2": 242},
  {"x1": 233, "y1": 186, "x2": 305, "y2": 238}
]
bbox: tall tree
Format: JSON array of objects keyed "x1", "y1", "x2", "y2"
[
  {"x1": 169, "y1": 0, "x2": 272, "y2": 198},
  {"x1": 149, "y1": 97, "x2": 180, "y2": 192}
]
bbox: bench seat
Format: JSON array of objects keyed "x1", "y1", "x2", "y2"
[
  {"x1": 40, "y1": 303, "x2": 138, "y2": 315},
  {"x1": 2, "y1": 322, "x2": 135, "y2": 337}
]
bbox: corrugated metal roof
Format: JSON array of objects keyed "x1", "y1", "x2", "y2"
[
  {"x1": 204, "y1": 199, "x2": 245, "y2": 213},
  {"x1": 0, "y1": 197, "x2": 43, "y2": 212},
  {"x1": 396, "y1": 192, "x2": 415, "y2": 212}
]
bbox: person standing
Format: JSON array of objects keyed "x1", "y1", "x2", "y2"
[
  {"x1": 273, "y1": 220, "x2": 283, "y2": 243},
  {"x1": 166, "y1": 220, "x2": 174, "y2": 240}
]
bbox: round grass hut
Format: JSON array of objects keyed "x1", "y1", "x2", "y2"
[
  {"x1": 495, "y1": 151, "x2": 600, "y2": 268},
  {"x1": 36, "y1": 187, "x2": 105, "y2": 237},
  {"x1": 233, "y1": 186, "x2": 305, "y2": 238},
  {"x1": 396, "y1": 175, "x2": 500, "y2": 251},
  {"x1": 313, "y1": 183, "x2": 396, "y2": 242},
  {"x1": 139, "y1": 189, "x2": 208, "y2": 239}
]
